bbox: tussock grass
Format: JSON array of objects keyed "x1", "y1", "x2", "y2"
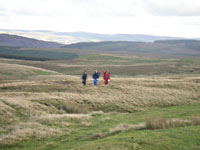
[
  {"x1": 0, "y1": 72, "x2": 200, "y2": 148},
  {"x1": 92, "y1": 123, "x2": 146, "y2": 139},
  {"x1": 145, "y1": 117, "x2": 191, "y2": 130},
  {"x1": 0, "y1": 122, "x2": 61, "y2": 146},
  {"x1": 35, "y1": 99, "x2": 91, "y2": 114},
  {"x1": 0, "y1": 50, "x2": 200, "y2": 149},
  {"x1": 191, "y1": 115, "x2": 200, "y2": 126},
  {"x1": 107, "y1": 123, "x2": 146, "y2": 135},
  {"x1": 0, "y1": 62, "x2": 58, "y2": 80},
  {"x1": 145, "y1": 115, "x2": 200, "y2": 130},
  {"x1": 92, "y1": 115, "x2": 200, "y2": 139},
  {"x1": 61, "y1": 102, "x2": 91, "y2": 114},
  {"x1": 1, "y1": 77, "x2": 199, "y2": 113},
  {"x1": 35, "y1": 113, "x2": 91, "y2": 121},
  {"x1": 0, "y1": 113, "x2": 91, "y2": 146},
  {"x1": 33, "y1": 113, "x2": 91, "y2": 128}
]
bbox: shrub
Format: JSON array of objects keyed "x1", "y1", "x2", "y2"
[
  {"x1": 62, "y1": 102, "x2": 90, "y2": 114},
  {"x1": 145, "y1": 116, "x2": 195, "y2": 130},
  {"x1": 191, "y1": 115, "x2": 200, "y2": 125}
]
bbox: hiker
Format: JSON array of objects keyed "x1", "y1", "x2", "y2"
[
  {"x1": 103, "y1": 70, "x2": 106, "y2": 78},
  {"x1": 97, "y1": 70, "x2": 100, "y2": 77},
  {"x1": 93, "y1": 70, "x2": 99, "y2": 86},
  {"x1": 103, "y1": 71, "x2": 110, "y2": 85},
  {"x1": 82, "y1": 71, "x2": 87, "y2": 86}
]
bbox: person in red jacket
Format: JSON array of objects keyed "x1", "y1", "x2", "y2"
[
  {"x1": 103, "y1": 71, "x2": 110, "y2": 85},
  {"x1": 103, "y1": 70, "x2": 106, "y2": 82}
]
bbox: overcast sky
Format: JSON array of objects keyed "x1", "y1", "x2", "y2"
[{"x1": 0, "y1": 0, "x2": 200, "y2": 38}]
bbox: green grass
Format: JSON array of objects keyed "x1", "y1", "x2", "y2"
[
  {"x1": 0, "y1": 46, "x2": 79, "y2": 61},
  {"x1": 1, "y1": 52, "x2": 200, "y2": 77},
  {"x1": 78, "y1": 54, "x2": 122, "y2": 60},
  {"x1": 31, "y1": 70, "x2": 55, "y2": 75},
  {"x1": 77, "y1": 54, "x2": 166, "y2": 65},
  {"x1": 0, "y1": 51, "x2": 200, "y2": 150},
  {"x1": 2, "y1": 103, "x2": 200, "y2": 150}
]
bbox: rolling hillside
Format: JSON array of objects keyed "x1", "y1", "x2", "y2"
[
  {"x1": 0, "y1": 34, "x2": 64, "y2": 48},
  {"x1": 0, "y1": 60, "x2": 200, "y2": 150},
  {"x1": 0, "y1": 29, "x2": 183, "y2": 44},
  {"x1": 0, "y1": 46, "x2": 78, "y2": 61},
  {"x1": 0, "y1": 30, "x2": 200, "y2": 150},
  {"x1": 63, "y1": 40, "x2": 200, "y2": 57},
  {"x1": 0, "y1": 43, "x2": 200, "y2": 150},
  {"x1": 57, "y1": 32, "x2": 182, "y2": 42}
]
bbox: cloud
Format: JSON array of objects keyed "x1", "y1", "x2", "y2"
[
  {"x1": 0, "y1": 0, "x2": 148, "y2": 17},
  {"x1": 0, "y1": 8, "x2": 8, "y2": 16},
  {"x1": 144, "y1": 0, "x2": 200, "y2": 16},
  {"x1": 2, "y1": 0, "x2": 200, "y2": 18},
  {"x1": 0, "y1": 0, "x2": 200, "y2": 38},
  {"x1": 0, "y1": 0, "x2": 73, "y2": 16}
]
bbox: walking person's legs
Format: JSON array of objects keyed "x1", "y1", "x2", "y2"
[
  {"x1": 93, "y1": 79, "x2": 98, "y2": 86},
  {"x1": 82, "y1": 80, "x2": 86, "y2": 86},
  {"x1": 104, "y1": 79, "x2": 108, "y2": 85}
]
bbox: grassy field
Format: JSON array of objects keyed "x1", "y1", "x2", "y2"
[
  {"x1": 0, "y1": 49, "x2": 200, "y2": 150},
  {"x1": 1, "y1": 53, "x2": 200, "y2": 77}
]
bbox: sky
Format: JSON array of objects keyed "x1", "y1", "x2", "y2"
[{"x1": 0, "y1": 0, "x2": 200, "y2": 38}]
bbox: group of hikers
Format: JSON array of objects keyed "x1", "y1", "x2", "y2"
[{"x1": 82, "y1": 70, "x2": 110, "y2": 86}]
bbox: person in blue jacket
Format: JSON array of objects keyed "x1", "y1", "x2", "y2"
[{"x1": 93, "y1": 70, "x2": 99, "y2": 86}]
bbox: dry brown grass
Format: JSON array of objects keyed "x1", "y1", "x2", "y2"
[
  {"x1": 92, "y1": 123, "x2": 146, "y2": 139},
  {"x1": 0, "y1": 112, "x2": 91, "y2": 145},
  {"x1": 108, "y1": 123, "x2": 146, "y2": 134},
  {"x1": 0, "y1": 122, "x2": 61, "y2": 145},
  {"x1": 92, "y1": 115, "x2": 200, "y2": 139},
  {"x1": 0, "y1": 72, "x2": 200, "y2": 145},
  {"x1": 0, "y1": 76, "x2": 199, "y2": 118},
  {"x1": 191, "y1": 115, "x2": 200, "y2": 126},
  {"x1": 145, "y1": 115, "x2": 200, "y2": 130},
  {"x1": 145, "y1": 117, "x2": 191, "y2": 130},
  {"x1": 34, "y1": 113, "x2": 91, "y2": 121},
  {"x1": 0, "y1": 62, "x2": 58, "y2": 80}
]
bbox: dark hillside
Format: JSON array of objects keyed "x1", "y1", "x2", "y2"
[
  {"x1": 0, "y1": 46, "x2": 78, "y2": 61},
  {"x1": 155, "y1": 40, "x2": 200, "y2": 51},
  {"x1": 62, "y1": 40, "x2": 200, "y2": 57},
  {"x1": 0, "y1": 34, "x2": 63, "y2": 48}
]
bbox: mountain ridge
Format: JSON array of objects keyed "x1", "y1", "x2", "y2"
[
  {"x1": 62, "y1": 40, "x2": 200, "y2": 57},
  {"x1": 0, "y1": 33, "x2": 64, "y2": 48},
  {"x1": 0, "y1": 29, "x2": 185, "y2": 44}
]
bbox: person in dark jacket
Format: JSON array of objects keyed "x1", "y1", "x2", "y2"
[
  {"x1": 97, "y1": 70, "x2": 100, "y2": 77},
  {"x1": 93, "y1": 70, "x2": 99, "y2": 86},
  {"x1": 82, "y1": 71, "x2": 87, "y2": 86}
]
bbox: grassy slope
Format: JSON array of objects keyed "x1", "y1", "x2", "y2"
[
  {"x1": 1, "y1": 54, "x2": 200, "y2": 77},
  {"x1": 0, "y1": 52, "x2": 200, "y2": 150},
  {"x1": 0, "y1": 47, "x2": 78, "y2": 61},
  {"x1": 1, "y1": 103, "x2": 200, "y2": 150},
  {"x1": 0, "y1": 63, "x2": 200, "y2": 149},
  {"x1": 63, "y1": 41, "x2": 200, "y2": 57},
  {"x1": 0, "y1": 62, "x2": 57, "y2": 80}
]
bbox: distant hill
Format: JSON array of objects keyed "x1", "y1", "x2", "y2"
[
  {"x1": 0, "y1": 29, "x2": 184, "y2": 44},
  {"x1": 155, "y1": 40, "x2": 200, "y2": 51},
  {"x1": 58, "y1": 32, "x2": 183, "y2": 42},
  {"x1": 0, "y1": 46, "x2": 78, "y2": 61},
  {"x1": 63, "y1": 40, "x2": 200, "y2": 57},
  {"x1": 0, "y1": 34, "x2": 64, "y2": 48}
]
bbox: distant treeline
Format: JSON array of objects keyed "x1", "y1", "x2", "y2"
[
  {"x1": 0, "y1": 47, "x2": 78, "y2": 61},
  {"x1": 155, "y1": 40, "x2": 200, "y2": 51},
  {"x1": 63, "y1": 40, "x2": 200, "y2": 57}
]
